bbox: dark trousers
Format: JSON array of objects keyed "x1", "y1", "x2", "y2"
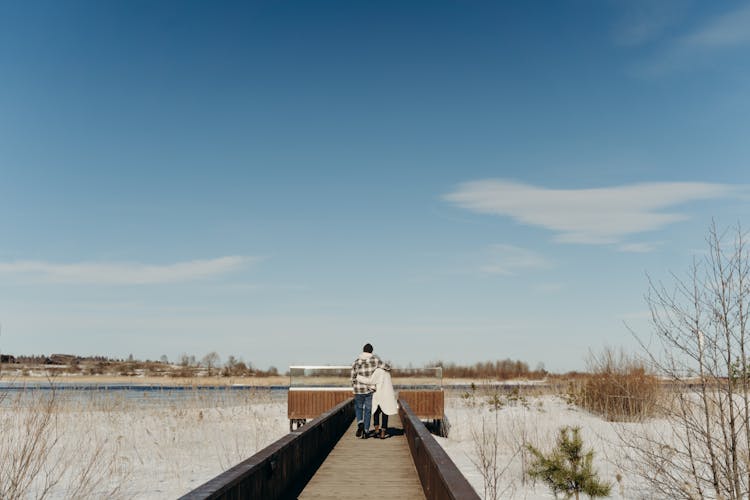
[{"x1": 373, "y1": 405, "x2": 389, "y2": 428}]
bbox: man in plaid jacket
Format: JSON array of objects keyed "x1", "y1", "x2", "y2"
[{"x1": 351, "y1": 343, "x2": 390, "y2": 439}]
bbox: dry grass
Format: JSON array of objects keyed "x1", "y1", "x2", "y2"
[
  {"x1": 571, "y1": 349, "x2": 662, "y2": 421},
  {"x1": 0, "y1": 385, "x2": 129, "y2": 500},
  {"x1": 0, "y1": 383, "x2": 287, "y2": 498}
]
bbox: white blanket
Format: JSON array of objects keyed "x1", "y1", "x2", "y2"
[{"x1": 357, "y1": 367, "x2": 398, "y2": 416}]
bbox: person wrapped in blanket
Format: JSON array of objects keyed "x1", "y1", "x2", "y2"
[
  {"x1": 356, "y1": 365, "x2": 398, "y2": 439},
  {"x1": 351, "y1": 343, "x2": 391, "y2": 439}
]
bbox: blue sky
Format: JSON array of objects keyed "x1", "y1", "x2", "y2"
[{"x1": 1, "y1": 0, "x2": 749, "y2": 372}]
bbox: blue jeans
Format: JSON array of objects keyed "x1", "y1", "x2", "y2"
[{"x1": 354, "y1": 392, "x2": 373, "y2": 432}]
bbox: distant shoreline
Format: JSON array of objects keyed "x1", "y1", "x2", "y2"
[
  {"x1": 0, "y1": 374, "x2": 290, "y2": 387},
  {"x1": 0, "y1": 373, "x2": 551, "y2": 389}
]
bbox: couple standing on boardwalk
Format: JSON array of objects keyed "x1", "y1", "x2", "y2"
[{"x1": 351, "y1": 343, "x2": 398, "y2": 439}]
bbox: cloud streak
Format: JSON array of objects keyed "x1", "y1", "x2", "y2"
[
  {"x1": 0, "y1": 256, "x2": 255, "y2": 285},
  {"x1": 681, "y1": 3, "x2": 750, "y2": 49},
  {"x1": 445, "y1": 180, "x2": 739, "y2": 245},
  {"x1": 612, "y1": 0, "x2": 687, "y2": 47},
  {"x1": 630, "y1": 3, "x2": 750, "y2": 76}
]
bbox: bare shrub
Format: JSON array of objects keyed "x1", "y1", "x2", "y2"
[
  {"x1": 0, "y1": 384, "x2": 132, "y2": 500},
  {"x1": 469, "y1": 406, "x2": 528, "y2": 499},
  {"x1": 462, "y1": 384, "x2": 549, "y2": 498},
  {"x1": 623, "y1": 222, "x2": 750, "y2": 499},
  {"x1": 0, "y1": 388, "x2": 59, "y2": 499},
  {"x1": 222, "y1": 355, "x2": 249, "y2": 377},
  {"x1": 573, "y1": 348, "x2": 662, "y2": 421},
  {"x1": 470, "y1": 413, "x2": 502, "y2": 500},
  {"x1": 202, "y1": 352, "x2": 221, "y2": 376}
]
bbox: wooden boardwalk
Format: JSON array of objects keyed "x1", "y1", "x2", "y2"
[{"x1": 298, "y1": 415, "x2": 425, "y2": 499}]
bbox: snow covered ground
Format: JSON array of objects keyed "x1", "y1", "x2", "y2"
[
  {"x1": 0, "y1": 389, "x2": 289, "y2": 499},
  {"x1": 1, "y1": 387, "x2": 662, "y2": 499},
  {"x1": 436, "y1": 391, "x2": 656, "y2": 499}
]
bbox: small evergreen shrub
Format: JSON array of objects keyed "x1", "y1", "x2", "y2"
[{"x1": 527, "y1": 426, "x2": 611, "y2": 500}]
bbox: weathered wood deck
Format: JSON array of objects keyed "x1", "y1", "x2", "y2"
[{"x1": 298, "y1": 415, "x2": 426, "y2": 499}]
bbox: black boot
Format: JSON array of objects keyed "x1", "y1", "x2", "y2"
[{"x1": 355, "y1": 422, "x2": 363, "y2": 437}]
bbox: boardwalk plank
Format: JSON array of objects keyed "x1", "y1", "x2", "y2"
[{"x1": 299, "y1": 415, "x2": 425, "y2": 499}]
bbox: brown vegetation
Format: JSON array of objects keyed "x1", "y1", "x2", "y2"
[
  {"x1": 431, "y1": 359, "x2": 547, "y2": 380},
  {"x1": 568, "y1": 348, "x2": 661, "y2": 421},
  {"x1": 1, "y1": 353, "x2": 282, "y2": 380}
]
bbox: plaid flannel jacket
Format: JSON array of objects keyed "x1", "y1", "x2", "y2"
[{"x1": 351, "y1": 354, "x2": 389, "y2": 394}]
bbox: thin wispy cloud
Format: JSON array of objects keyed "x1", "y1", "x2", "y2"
[
  {"x1": 630, "y1": 3, "x2": 750, "y2": 76},
  {"x1": 612, "y1": 0, "x2": 687, "y2": 47},
  {"x1": 445, "y1": 180, "x2": 739, "y2": 245},
  {"x1": 480, "y1": 244, "x2": 551, "y2": 275},
  {"x1": 0, "y1": 256, "x2": 255, "y2": 285},
  {"x1": 682, "y1": 3, "x2": 750, "y2": 49}
]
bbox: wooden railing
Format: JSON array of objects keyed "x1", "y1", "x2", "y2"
[
  {"x1": 287, "y1": 388, "x2": 352, "y2": 430},
  {"x1": 181, "y1": 395, "x2": 476, "y2": 499},
  {"x1": 180, "y1": 398, "x2": 354, "y2": 500},
  {"x1": 287, "y1": 389, "x2": 353, "y2": 419},
  {"x1": 399, "y1": 399, "x2": 480, "y2": 500},
  {"x1": 288, "y1": 388, "x2": 445, "y2": 429},
  {"x1": 398, "y1": 389, "x2": 444, "y2": 419}
]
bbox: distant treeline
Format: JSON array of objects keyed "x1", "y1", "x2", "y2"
[
  {"x1": 4, "y1": 353, "x2": 548, "y2": 380},
  {"x1": 7, "y1": 354, "x2": 111, "y2": 365},
  {"x1": 430, "y1": 359, "x2": 547, "y2": 380},
  {"x1": 2, "y1": 352, "x2": 282, "y2": 378}
]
